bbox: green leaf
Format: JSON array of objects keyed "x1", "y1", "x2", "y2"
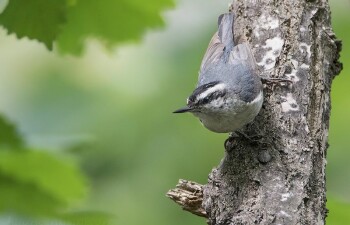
[
  {"x1": 56, "y1": 0, "x2": 174, "y2": 54},
  {"x1": 0, "y1": 115, "x2": 23, "y2": 148},
  {"x1": 0, "y1": 0, "x2": 67, "y2": 49},
  {"x1": 0, "y1": 150, "x2": 87, "y2": 203},
  {"x1": 327, "y1": 198, "x2": 350, "y2": 225}
]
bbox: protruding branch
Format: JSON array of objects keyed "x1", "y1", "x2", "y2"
[{"x1": 166, "y1": 179, "x2": 206, "y2": 218}]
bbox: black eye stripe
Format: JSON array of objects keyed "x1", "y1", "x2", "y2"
[
  {"x1": 188, "y1": 81, "x2": 222, "y2": 104},
  {"x1": 196, "y1": 90, "x2": 227, "y2": 105},
  {"x1": 192, "y1": 81, "x2": 221, "y2": 96}
]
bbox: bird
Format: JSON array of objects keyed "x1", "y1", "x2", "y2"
[{"x1": 173, "y1": 13, "x2": 263, "y2": 133}]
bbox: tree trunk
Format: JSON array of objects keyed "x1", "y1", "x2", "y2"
[{"x1": 167, "y1": 0, "x2": 342, "y2": 224}]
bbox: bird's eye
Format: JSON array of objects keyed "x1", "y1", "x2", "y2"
[{"x1": 202, "y1": 97, "x2": 210, "y2": 104}]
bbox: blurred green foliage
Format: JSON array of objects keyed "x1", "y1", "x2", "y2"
[
  {"x1": 0, "y1": 150, "x2": 86, "y2": 203},
  {"x1": 0, "y1": 115, "x2": 111, "y2": 224},
  {"x1": 0, "y1": 116, "x2": 23, "y2": 148},
  {"x1": 327, "y1": 198, "x2": 350, "y2": 225},
  {"x1": 327, "y1": 0, "x2": 350, "y2": 200},
  {"x1": 0, "y1": 0, "x2": 348, "y2": 225},
  {"x1": 0, "y1": 0, "x2": 173, "y2": 53}
]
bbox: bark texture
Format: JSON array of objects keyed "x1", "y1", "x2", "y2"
[
  {"x1": 168, "y1": 0, "x2": 342, "y2": 224},
  {"x1": 166, "y1": 179, "x2": 206, "y2": 217}
]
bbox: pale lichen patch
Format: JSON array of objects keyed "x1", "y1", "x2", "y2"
[
  {"x1": 257, "y1": 36, "x2": 284, "y2": 70},
  {"x1": 299, "y1": 43, "x2": 311, "y2": 58},
  {"x1": 305, "y1": 125, "x2": 310, "y2": 133},
  {"x1": 253, "y1": 14, "x2": 279, "y2": 38},
  {"x1": 259, "y1": 14, "x2": 279, "y2": 30},
  {"x1": 285, "y1": 68, "x2": 300, "y2": 82},
  {"x1": 281, "y1": 193, "x2": 292, "y2": 202},
  {"x1": 300, "y1": 63, "x2": 310, "y2": 69},
  {"x1": 279, "y1": 210, "x2": 292, "y2": 218},
  {"x1": 300, "y1": 26, "x2": 307, "y2": 32},
  {"x1": 281, "y1": 93, "x2": 299, "y2": 112}
]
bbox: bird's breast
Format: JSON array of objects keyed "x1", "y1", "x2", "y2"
[{"x1": 193, "y1": 91, "x2": 263, "y2": 133}]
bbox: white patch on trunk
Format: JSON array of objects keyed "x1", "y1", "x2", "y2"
[
  {"x1": 281, "y1": 93, "x2": 299, "y2": 112},
  {"x1": 300, "y1": 63, "x2": 310, "y2": 69},
  {"x1": 254, "y1": 14, "x2": 279, "y2": 37},
  {"x1": 299, "y1": 43, "x2": 311, "y2": 58},
  {"x1": 279, "y1": 210, "x2": 291, "y2": 218},
  {"x1": 257, "y1": 37, "x2": 284, "y2": 70},
  {"x1": 281, "y1": 193, "x2": 292, "y2": 202},
  {"x1": 285, "y1": 68, "x2": 300, "y2": 82}
]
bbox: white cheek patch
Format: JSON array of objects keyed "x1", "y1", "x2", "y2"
[
  {"x1": 197, "y1": 83, "x2": 226, "y2": 100},
  {"x1": 209, "y1": 97, "x2": 226, "y2": 108}
]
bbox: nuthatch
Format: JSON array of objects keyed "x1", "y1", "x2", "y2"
[{"x1": 174, "y1": 13, "x2": 263, "y2": 133}]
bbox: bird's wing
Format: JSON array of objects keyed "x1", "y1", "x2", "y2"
[
  {"x1": 199, "y1": 13, "x2": 234, "y2": 75},
  {"x1": 229, "y1": 43, "x2": 257, "y2": 72},
  {"x1": 199, "y1": 32, "x2": 225, "y2": 73},
  {"x1": 198, "y1": 13, "x2": 258, "y2": 86}
]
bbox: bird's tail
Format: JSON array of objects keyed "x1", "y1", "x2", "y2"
[{"x1": 218, "y1": 13, "x2": 235, "y2": 51}]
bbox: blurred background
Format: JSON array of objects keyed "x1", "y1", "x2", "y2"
[{"x1": 0, "y1": 0, "x2": 348, "y2": 224}]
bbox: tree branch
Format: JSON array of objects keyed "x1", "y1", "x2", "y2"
[{"x1": 166, "y1": 179, "x2": 206, "y2": 218}]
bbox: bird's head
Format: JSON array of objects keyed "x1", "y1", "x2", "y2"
[{"x1": 173, "y1": 81, "x2": 227, "y2": 114}]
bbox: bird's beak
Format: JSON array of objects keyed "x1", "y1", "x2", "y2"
[{"x1": 173, "y1": 106, "x2": 193, "y2": 113}]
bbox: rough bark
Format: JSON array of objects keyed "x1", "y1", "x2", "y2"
[
  {"x1": 166, "y1": 179, "x2": 206, "y2": 217},
  {"x1": 167, "y1": 0, "x2": 342, "y2": 224}
]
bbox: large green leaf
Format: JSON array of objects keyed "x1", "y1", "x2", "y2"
[
  {"x1": 0, "y1": 115, "x2": 23, "y2": 148},
  {"x1": 0, "y1": 150, "x2": 87, "y2": 203},
  {"x1": 0, "y1": 0, "x2": 67, "y2": 50},
  {"x1": 57, "y1": 0, "x2": 174, "y2": 54}
]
